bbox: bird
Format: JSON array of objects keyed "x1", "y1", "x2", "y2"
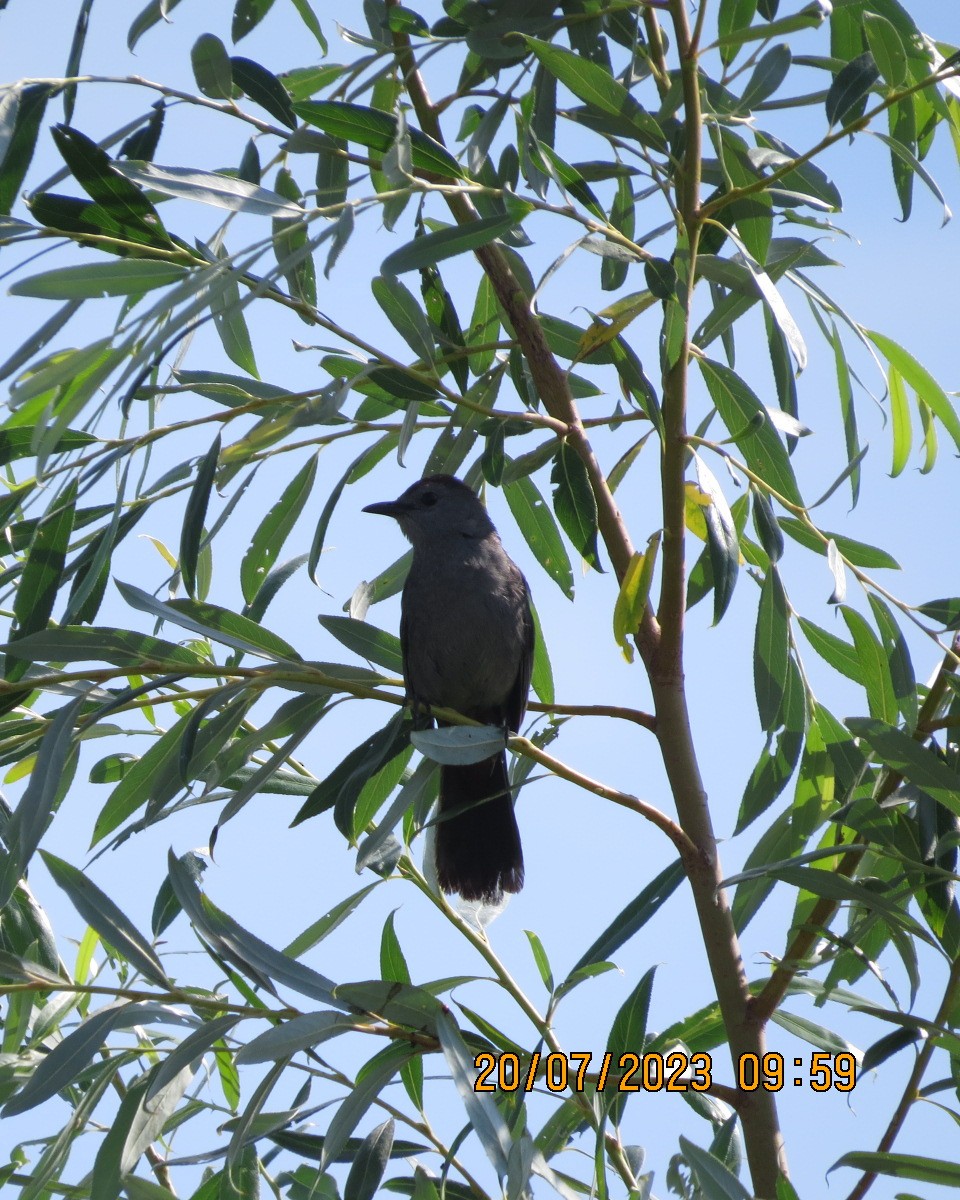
[{"x1": 363, "y1": 474, "x2": 534, "y2": 903}]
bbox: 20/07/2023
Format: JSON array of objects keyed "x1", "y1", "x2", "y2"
[{"x1": 473, "y1": 1050, "x2": 857, "y2": 1093}]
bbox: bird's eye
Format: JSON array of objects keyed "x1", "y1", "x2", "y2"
[{"x1": 420, "y1": 491, "x2": 438, "y2": 507}]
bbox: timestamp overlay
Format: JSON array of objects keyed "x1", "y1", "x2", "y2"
[{"x1": 474, "y1": 1051, "x2": 857, "y2": 1094}]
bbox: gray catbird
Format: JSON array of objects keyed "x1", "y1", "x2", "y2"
[{"x1": 363, "y1": 475, "x2": 534, "y2": 903}]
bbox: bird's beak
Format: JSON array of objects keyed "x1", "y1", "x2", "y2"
[{"x1": 362, "y1": 498, "x2": 406, "y2": 518}]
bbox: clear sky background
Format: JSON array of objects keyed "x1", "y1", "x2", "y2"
[{"x1": 2, "y1": 1, "x2": 960, "y2": 1196}]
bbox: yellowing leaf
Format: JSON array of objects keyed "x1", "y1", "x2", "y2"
[
  {"x1": 684, "y1": 482, "x2": 712, "y2": 541},
  {"x1": 613, "y1": 533, "x2": 660, "y2": 662}
]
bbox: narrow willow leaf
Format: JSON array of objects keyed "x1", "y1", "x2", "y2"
[
  {"x1": 321, "y1": 1043, "x2": 416, "y2": 1170},
  {"x1": 10, "y1": 481, "x2": 77, "y2": 657},
  {"x1": 231, "y1": 56, "x2": 297, "y2": 130},
  {"x1": 240, "y1": 454, "x2": 317, "y2": 604},
  {"x1": 754, "y1": 567, "x2": 789, "y2": 731},
  {"x1": 91, "y1": 708, "x2": 195, "y2": 845},
  {"x1": 117, "y1": 580, "x2": 300, "y2": 661},
  {"x1": 146, "y1": 1014, "x2": 240, "y2": 1102},
  {"x1": 411, "y1": 726, "x2": 504, "y2": 767},
  {"x1": 863, "y1": 13, "x2": 907, "y2": 87},
  {"x1": 117, "y1": 161, "x2": 301, "y2": 216},
  {"x1": 9, "y1": 260, "x2": 188, "y2": 299},
  {"x1": 295, "y1": 100, "x2": 463, "y2": 180},
  {"x1": 167, "y1": 849, "x2": 344, "y2": 1006},
  {"x1": 867, "y1": 330, "x2": 960, "y2": 452},
  {"x1": 371, "y1": 275, "x2": 436, "y2": 363},
  {"x1": 830, "y1": 1151, "x2": 960, "y2": 1188},
  {"x1": 40, "y1": 851, "x2": 169, "y2": 987},
  {"x1": 847, "y1": 719, "x2": 960, "y2": 820},
  {"x1": 382, "y1": 215, "x2": 521, "y2": 276},
  {"x1": 778, "y1": 519, "x2": 899, "y2": 569},
  {"x1": 292, "y1": 711, "x2": 410, "y2": 828},
  {"x1": 680, "y1": 1136, "x2": 752, "y2": 1200},
  {"x1": 798, "y1": 617, "x2": 860, "y2": 682},
  {"x1": 179, "y1": 434, "x2": 220, "y2": 599},
  {"x1": 550, "y1": 442, "x2": 601, "y2": 570},
  {"x1": 523, "y1": 37, "x2": 665, "y2": 152},
  {"x1": 566, "y1": 859, "x2": 685, "y2": 976},
  {"x1": 317, "y1": 615, "x2": 403, "y2": 674},
  {"x1": 0, "y1": 694, "x2": 84, "y2": 911},
  {"x1": 191, "y1": 33, "x2": 233, "y2": 99},
  {"x1": 2, "y1": 1002, "x2": 130, "y2": 1116},
  {"x1": 345, "y1": 1119, "x2": 395, "y2": 1200},
  {"x1": 699, "y1": 359, "x2": 803, "y2": 505},
  {"x1": 825, "y1": 52, "x2": 880, "y2": 127},
  {"x1": 695, "y1": 454, "x2": 739, "y2": 624},
  {"x1": 504, "y1": 473, "x2": 574, "y2": 599},
  {"x1": 737, "y1": 654, "x2": 805, "y2": 831},
  {"x1": 436, "y1": 1011, "x2": 510, "y2": 1176},
  {"x1": 867, "y1": 594, "x2": 917, "y2": 726},
  {"x1": 888, "y1": 364, "x2": 911, "y2": 477},
  {"x1": 840, "y1": 605, "x2": 897, "y2": 723}
]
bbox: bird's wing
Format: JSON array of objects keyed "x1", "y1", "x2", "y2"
[{"x1": 506, "y1": 574, "x2": 536, "y2": 734}]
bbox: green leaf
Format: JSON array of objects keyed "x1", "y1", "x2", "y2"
[
  {"x1": 233, "y1": 0, "x2": 276, "y2": 41},
  {"x1": 798, "y1": 617, "x2": 860, "y2": 682},
  {"x1": 179, "y1": 435, "x2": 220, "y2": 600},
  {"x1": 317, "y1": 616, "x2": 403, "y2": 674},
  {"x1": 321, "y1": 1043, "x2": 416, "y2": 1170},
  {"x1": 345, "y1": 1119, "x2": 395, "y2": 1200},
  {"x1": 382, "y1": 215, "x2": 521, "y2": 276},
  {"x1": 737, "y1": 653, "x2": 805, "y2": 831},
  {"x1": 847, "y1": 719, "x2": 960, "y2": 820},
  {"x1": 888, "y1": 363, "x2": 911, "y2": 477},
  {"x1": 566, "y1": 859, "x2": 685, "y2": 977},
  {"x1": 830, "y1": 1152, "x2": 960, "y2": 1187},
  {"x1": 867, "y1": 329, "x2": 960, "y2": 453},
  {"x1": 411, "y1": 726, "x2": 504, "y2": 767},
  {"x1": 39, "y1": 851, "x2": 169, "y2": 987},
  {"x1": 0, "y1": 695, "x2": 83, "y2": 911},
  {"x1": 523, "y1": 37, "x2": 665, "y2": 152},
  {"x1": 295, "y1": 101, "x2": 463, "y2": 180},
  {"x1": 718, "y1": 0, "x2": 758, "y2": 64},
  {"x1": 550, "y1": 443, "x2": 601, "y2": 571},
  {"x1": 9, "y1": 260, "x2": 188, "y2": 299},
  {"x1": 1, "y1": 1002, "x2": 131, "y2": 1116},
  {"x1": 371, "y1": 275, "x2": 436, "y2": 363},
  {"x1": 840, "y1": 605, "x2": 897, "y2": 723},
  {"x1": 8, "y1": 481, "x2": 76, "y2": 670},
  {"x1": 117, "y1": 580, "x2": 300, "y2": 661},
  {"x1": 503, "y1": 472, "x2": 574, "y2": 599},
  {"x1": 680, "y1": 1136, "x2": 752, "y2": 1200},
  {"x1": 825, "y1": 53, "x2": 880, "y2": 127},
  {"x1": 231, "y1": 56, "x2": 297, "y2": 130},
  {"x1": 863, "y1": 12, "x2": 907, "y2": 88},
  {"x1": 1, "y1": 626, "x2": 202, "y2": 670},
  {"x1": 699, "y1": 359, "x2": 803, "y2": 505},
  {"x1": 696, "y1": 454, "x2": 739, "y2": 625},
  {"x1": 754, "y1": 568, "x2": 789, "y2": 731},
  {"x1": 918, "y1": 597, "x2": 960, "y2": 628},
  {"x1": 116, "y1": 161, "x2": 301, "y2": 217},
  {"x1": 51, "y1": 124, "x2": 165, "y2": 237},
  {"x1": 191, "y1": 33, "x2": 233, "y2": 99},
  {"x1": 0, "y1": 85, "x2": 52, "y2": 216},
  {"x1": 292, "y1": 711, "x2": 410, "y2": 828},
  {"x1": 241, "y1": 454, "x2": 317, "y2": 604},
  {"x1": 778, "y1": 518, "x2": 900, "y2": 569},
  {"x1": 167, "y1": 849, "x2": 343, "y2": 1006},
  {"x1": 91, "y1": 709, "x2": 195, "y2": 845},
  {"x1": 867, "y1": 594, "x2": 916, "y2": 726}
]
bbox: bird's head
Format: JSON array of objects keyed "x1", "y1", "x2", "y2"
[{"x1": 362, "y1": 475, "x2": 496, "y2": 546}]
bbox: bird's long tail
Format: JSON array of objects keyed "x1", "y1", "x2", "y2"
[{"x1": 436, "y1": 753, "x2": 523, "y2": 903}]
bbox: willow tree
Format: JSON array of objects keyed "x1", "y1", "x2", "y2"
[{"x1": 1, "y1": 1, "x2": 959, "y2": 1198}]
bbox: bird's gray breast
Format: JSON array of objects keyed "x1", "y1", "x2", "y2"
[{"x1": 401, "y1": 539, "x2": 527, "y2": 718}]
